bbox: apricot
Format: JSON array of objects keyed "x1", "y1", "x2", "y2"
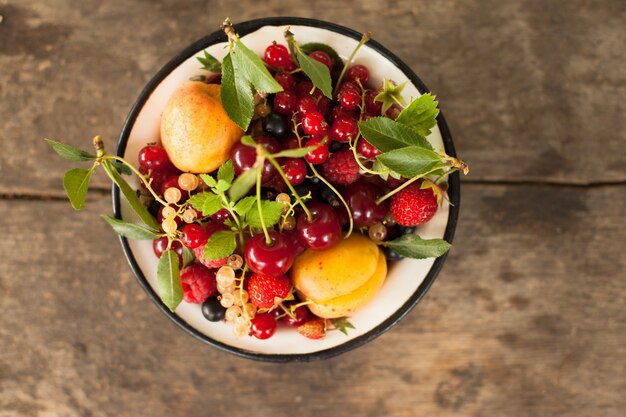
[
  {"x1": 291, "y1": 233, "x2": 387, "y2": 319},
  {"x1": 160, "y1": 82, "x2": 243, "y2": 173}
]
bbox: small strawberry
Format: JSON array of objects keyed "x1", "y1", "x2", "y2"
[
  {"x1": 320, "y1": 148, "x2": 359, "y2": 185},
  {"x1": 193, "y1": 221, "x2": 229, "y2": 268},
  {"x1": 248, "y1": 273, "x2": 291, "y2": 309},
  {"x1": 297, "y1": 319, "x2": 326, "y2": 340},
  {"x1": 390, "y1": 182, "x2": 438, "y2": 226}
]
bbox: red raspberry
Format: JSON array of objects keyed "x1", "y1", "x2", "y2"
[
  {"x1": 390, "y1": 183, "x2": 439, "y2": 226},
  {"x1": 192, "y1": 222, "x2": 229, "y2": 268},
  {"x1": 297, "y1": 319, "x2": 326, "y2": 340},
  {"x1": 180, "y1": 264, "x2": 217, "y2": 304},
  {"x1": 320, "y1": 148, "x2": 359, "y2": 185},
  {"x1": 248, "y1": 273, "x2": 291, "y2": 309}
]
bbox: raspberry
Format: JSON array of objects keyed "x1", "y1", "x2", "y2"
[
  {"x1": 248, "y1": 273, "x2": 291, "y2": 309},
  {"x1": 390, "y1": 183, "x2": 439, "y2": 226},
  {"x1": 180, "y1": 264, "x2": 217, "y2": 304},
  {"x1": 297, "y1": 319, "x2": 326, "y2": 339},
  {"x1": 320, "y1": 148, "x2": 359, "y2": 185},
  {"x1": 192, "y1": 221, "x2": 229, "y2": 268}
]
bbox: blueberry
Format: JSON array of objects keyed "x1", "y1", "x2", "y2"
[
  {"x1": 201, "y1": 297, "x2": 225, "y2": 322},
  {"x1": 328, "y1": 140, "x2": 346, "y2": 153},
  {"x1": 383, "y1": 247, "x2": 405, "y2": 262},
  {"x1": 263, "y1": 112, "x2": 289, "y2": 138}
]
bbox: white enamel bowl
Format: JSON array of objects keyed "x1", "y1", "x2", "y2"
[{"x1": 114, "y1": 17, "x2": 460, "y2": 362}]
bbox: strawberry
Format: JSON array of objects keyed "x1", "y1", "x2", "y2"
[
  {"x1": 390, "y1": 182, "x2": 438, "y2": 226},
  {"x1": 320, "y1": 148, "x2": 359, "y2": 185},
  {"x1": 193, "y1": 221, "x2": 229, "y2": 268},
  {"x1": 297, "y1": 319, "x2": 326, "y2": 340},
  {"x1": 248, "y1": 273, "x2": 291, "y2": 309}
]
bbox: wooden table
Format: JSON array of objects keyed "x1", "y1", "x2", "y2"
[{"x1": 1, "y1": 1, "x2": 624, "y2": 416}]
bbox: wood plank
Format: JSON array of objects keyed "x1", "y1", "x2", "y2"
[
  {"x1": 0, "y1": 183, "x2": 623, "y2": 416},
  {"x1": 1, "y1": 1, "x2": 625, "y2": 196}
]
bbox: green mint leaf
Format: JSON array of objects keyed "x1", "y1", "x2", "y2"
[
  {"x1": 299, "y1": 43, "x2": 343, "y2": 71},
  {"x1": 358, "y1": 117, "x2": 433, "y2": 153},
  {"x1": 232, "y1": 40, "x2": 283, "y2": 94},
  {"x1": 199, "y1": 174, "x2": 217, "y2": 187},
  {"x1": 381, "y1": 234, "x2": 451, "y2": 259},
  {"x1": 197, "y1": 50, "x2": 221, "y2": 73},
  {"x1": 45, "y1": 139, "x2": 96, "y2": 162},
  {"x1": 246, "y1": 200, "x2": 283, "y2": 229},
  {"x1": 187, "y1": 192, "x2": 222, "y2": 217},
  {"x1": 103, "y1": 161, "x2": 159, "y2": 230},
  {"x1": 395, "y1": 93, "x2": 440, "y2": 137},
  {"x1": 182, "y1": 246, "x2": 195, "y2": 268},
  {"x1": 241, "y1": 135, "x2": 256, "y2": 147},
  {"x1": 217, "y1": 160, "x2": 235, "y2": 184},
  {"x1": 156, "y1": 249, "x2": 182, "y2": 312},
  {"x1": 109, "y1": 160, "x2": 132, "y2": 175},
  {"x1": 233, "y1": 196, "x2": 256, "y2": 216},
  {"x1": 330, "y1": 317, "x2": 355, "y2": 336},
  {"x1": 376, "y1": 146, "x2": 443, "y2": 178},
  {"x1": 221, "y1": 52, "x2": 254, "y2": 130},
  {"x1": 100, "y1": 215, "x2": 160, "y2": 240},
  {"x1": 271, "y1": 146, "x2": 316, "y2": 159},
  {"x1": 374, "y1": 79, "x2": 407, "y2": 114},
  {"x1": 203, "y1": 230, "x2": 236, "y2": 260},
  {"x1": 229, "y1": 164, "x2": 259, "y2": 201},
  {"x1": 63, "y1": 168, "x2": 93, "y2": 210},
  {"x1": 296, "y1": 49, "x2": 333, "y2": 99},
  {"x1": 215, "y1": 179, "x2": 230, "y2": 193}
]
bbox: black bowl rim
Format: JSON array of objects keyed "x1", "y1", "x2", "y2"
[{"x1": 114, "y1": 16, "x2": 460, "y2": 363}]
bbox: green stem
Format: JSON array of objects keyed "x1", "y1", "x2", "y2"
[
  {"x1": 333, "y1": 32, "x2": 371, "y2": 97},
  {"x1": 255, "y1": 158, "x2": 272, "y2": 245},
  {"x1": 266, "y1": 155, "x2": 312, "y2": 221},
  {"x1": 102, "y1": 155, "x2": 168, "y2": 206},
  {"x1": 308, "y1": 163, "x2": 354, "y2": 238},
  {"x1": 219, "y1": 194, "x2": 245, "y2": 247}
]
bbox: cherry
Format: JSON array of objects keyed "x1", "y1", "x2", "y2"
[
  {"x1": 230, "y1": 136, "x2": 280, "y2": 184},
  {"x1": 337, "y1": 81, "x2": 361, "y2": 95},
  {"x1": 294, "y1": 80, "x2": 314, "y2": 98},
  {"x1": 357, "y1": 138, "x2": 381, "y2": 159},
  {"x1": 339, "y1": 87, "x2": 361, "y2": 111},
  {"x1": 301, "y1": 111, "x2": 327, "y2": 136},
  {"x1": 273, "y1": 90, "x2": 298, "y2": 115},
  {"x1": 330, "y1": 116, "x2": 358, "y2": 143},
  {"x1": 343, "y1": 181, "x2": 389, "y2": 227},
  {"x1": 250, "y1": 312, "x2": 277, "y2": 339},
  {"x1": 264, "y1": 43, "x2": 295, "y2": 70},
  {"x1": 152, "y1": 237, "x2": 183, "y2": 265},
  {"x1": 244, "y1": 231, "x2": 296, "y2": 277},
  {"x1": 180, "y1": 224, "x2": 208, "y2": 248},
  {"x1": 275, "y1": 72, "x2": 295, "y2": 90},
  {"x1": 364, "y1": 90, "x2": 383, "y2": 115},
  {"x1": 309, "y1": 50, "x2": 333, "y2": 71},
  {"x1": 282, "y1": 158, "x2": 307, "y2": 185},
  {"x1": 347, "y1": 64, "x2": 370, "y2": 84},
  {"x1": 297, "y1": 202, "x2": 342, "y2": 250},
  {"x1": 297, "y1": 95, "x2": 318, "y2": 115},
  {"x1": 282, "y1": 303, "x2": 311, "y2": 327},
  {"x1": 283, "y1": 229, "x2": 307, "y2": 256},
  {"x1": 282, "y1": 135, "x2": 300, "y2": 150},
  {"x1": 316, "y1": 96, "x2": 332, "y2": 118},
  {"x1": 211, "y1": 208, "x2": 231, "y2": 223},
  {"x1": 304, "y1": 139, "x2": 329, "y2": 164},
  {"x1": 263, "y1": 112, "x2": 289, "y2": 138},
  {"x1": 138, "y1": 144, "x2": 171, "y2": 172}
]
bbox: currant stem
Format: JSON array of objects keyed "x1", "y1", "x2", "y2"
[
  {"x1": 255, "y1": 158, "x2": 272, "y2": 246},
  {"x1": 266, "y1": 155, "x2": 312, "y2": 222},
  {"x1": 308, "y1": 162, "x2": 354, "y2": 238},
  {"x1": 333, "y1": 32, "x2": 371, "y2": 96},
  {"x1": 101, "y1": 155, "x2": 169, "y2": 207},
  {"x1": 375, "y1": 167, "x2": 447, "y2": 205}
]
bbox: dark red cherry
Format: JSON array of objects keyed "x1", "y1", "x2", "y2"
[
  {"x1": 330, "y1": 116, "x2": 358, "y2": 143},
  {"x1": 347, "y1": 64, "x2": 370, "y2": 84},
  {"x1": 301, "y1": 111, "x2": 327, "y2": 136},
  {"x1": 294, "y1": 80, "x2": 314, "y2": 98},
  {"x1": 304, "y1": 139, "x2": 329, "y2": 165},
  {"x1": 297, "y1": 95, "x2": 318, "y2": 115},
  {"x1": 230, "y1": 136, "x2": 281, "y2": 184},
  {"x1": 282, "y1": 158, "x2": 307, "y2": 185},
  {"x1": 357, "y1": 138, "x2": 381, "y2": 158},
  {"x1": 339, "y1": 88, "x2": 361, "y2": 111},
  {"x1": 273, "y1": 90, "x2": 298, "y2": 115},
  {"x1": 250, "y1": 312, "x2": 277, "y2": 339},
  {"x1": 138, "y1": 144, "x2": 171, "y2": 172},
  {"x1": 297, "y1": 202, "x2": 342, "y2": 250},
  {"x1": 364, "y1": 90, "x2": 383, "y2": 115},
  {"x1": 309, "y1": 50, "x2": 333, "y2": 71},
  {"x1": 180, "y1": 224, "x2": 208, "y2": 249},
  {"x1": 211, "y1": 208, "x2": 231, "y2": 223},
  {"x1": 244, "y1": 231, "x2": 296, "y2": 277},
  {"x1": 282, "y1": 303, "x2": 311, "y2": 327},
  {"x1": 264, "y1": 43, "x2": 295, "y2": 70},
  {"x1": 152, "y1": 237, "x2": 183, "y2": 265},
  {"x1": 275, "y1": 72, "x2": 295, "y2": 90},
  {"x1": 343, "y1": 181, "x2": 389, "y2": 227}
]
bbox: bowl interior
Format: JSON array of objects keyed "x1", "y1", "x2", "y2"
[{"x1": 116, "y1": 19, "x2": 457, "y2": 361}]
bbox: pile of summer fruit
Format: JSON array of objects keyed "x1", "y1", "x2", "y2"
[{"x1": 46, "y1": 19, "x2": 467, "y2": 341}]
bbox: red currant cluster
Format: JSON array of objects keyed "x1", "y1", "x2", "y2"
[{"x1": 138, "y1": 41, "x2": 442, "y2": 341}]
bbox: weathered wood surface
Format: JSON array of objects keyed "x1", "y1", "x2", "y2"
[{"x1": 1, "y1": 0, "x2": 625, "y2": 416}]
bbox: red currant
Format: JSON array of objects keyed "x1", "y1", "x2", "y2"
[
  {"x1": 294, "y1": 81, "x2": 314, "y2": 98},
  {"x1": 282, "y1": 135, "x2": 300, "y2": 150},
  {"x1": 347, "y1": 64, "x2": 370, "y2": 84},
  {"x1": 330, "y1": 116, "x2": 358, "y2": 143},
  {"x1": 244, "y1": 231, "x2": 296, "y2": 277},
  {"x1": 297, "y1": 202, "x2": 342, "y2": 250},
  {"x1": 330, "y1": 106, "x2": 357, "y2": 123},
  {"x1": 273, "y1": 90, "x2": 298, "y2": 115},
  {"x1": 301, "y1": 111, "x2": 327, "y2": 136},
  {"x1": 297, "y1": 95, "x2": 318, "y2": 115},
  {"x1": 364, "y1": 90, "x2": 383, "y2": 115},
  {"x1": 304, "y1": 139, "x2": 329, "y2": 164},
  {"x1": 357, "y1": 138, "x2": 381, "y2": 158},
  {"x1": 274, "y1": 72, "x2": 295, "y2": 90},
  {"x1": 317, "y1": 96, "x2": 332, "y2": 118},
  {"x1": 180, "y1": 224, "x2": 208, "y2": 248},
  {"x1": 309, "y1": 50, "x2": 333, "y2": 71},
  {"x1": 339, "y1": 88, "x2": 361, "y2": 111},
  {"x1": 250, "y1": 313, "x2": 277, "y2": 339},
  {"x1": 264, "y1": 43, "x2": 295, "y2": 70},
  {"x1": 211, "y1": 208, "x2": 231, "y2": 223},
  {"x1": 282, "y1": 158, "x2": 307, "y2": 185}
]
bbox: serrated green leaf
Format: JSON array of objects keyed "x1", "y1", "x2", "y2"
[
  {"x1": 199, "y1": 174, "x2": 217, "y2": 187},
  {"x1": 381, "y1": 234, "x2": 451, "y2": 259},
  {"x1": 232, "y1": 40, "x2": 283, "y2": 94},
  {"x1": 299, "y1": 42, "x2": 343, "y2": 71},
  {"x1": 241, "y1": 135, "x2": 256, "y2": 147},
  {"x1": 330, "y1": 317, "x2": 355, "y2": 336},
  {"x1": 271, "y1": 146, "x2": 316, "y2": 159},
  {"x1": 246, "y1": 200, "x2": 283, "y2": 229},
  {"x1": 229, "y1": 164, "x2": 259, "y2": 201},
  {"x1": 215, "y1": 179, "x2": 230, "y2": 193},
  {"x1": 233, "y1": 196, "x2": 256, "y2": 216},
  {"x1": 63, "y1": 168, "x2": 92, "y2": 210},
  {"x1": 221, "y1": 52, "x2": 254, "y2": 130},
  {"x1": 103, "y1": 161, "x2": 159, "y2": 230},
  {"x1": 100, "y1": 215, "x2": 160, "y2": 239},
  {"x1": 197, "y1": 50, "x2": 222, "y2": 73},
  {"x1": 358, "y1": 117, "x2": 433, "y2": 153},
  {"x1": 45, "y1": 139, "x2": 96, "y2": 162},
  {"x1": 187, "y1": 192, "x2": 222, "y2": 216},
  {"x1": 395, "y1": 93, "x2": 440, "y2": 137},
  {"x1": 203, "y1": 230, "x2": 236, "y2": 260},
  {"x1": 374, "y1": 78, "x2": 407, "y2": 114},
  {"x1": 157, "y1": 249, "x2": 182, "y2": 312},
  {"x1": 376, "y1": 146, "x2": 443, "y2": 178},
  {"x1": 109, "y1": 160, "x2": 132, "y2": 175},
  {"x1": 217, "y1": 160, "x2": 235, "y2": 184},
  {"x1": 296, "y1": 49, "x2": 333, "y2": 99},
  {"x1": 182, "y1": 246, "x2": 195, "y2": 268}
]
